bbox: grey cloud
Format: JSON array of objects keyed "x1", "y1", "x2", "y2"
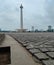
[
  {"x1": 45, "y1": 0, "x2": 54, "y2": 22},
  {"x1": 0, "y1": 0, "x2": 54, "y2": 30}
]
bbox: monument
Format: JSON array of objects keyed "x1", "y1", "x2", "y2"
[
  {"x1": 18, "y1": 4, "x2": 26, "y2": 32},
  {"x1": 20, "y1": 4, "x2": 23, "y2": 30}
]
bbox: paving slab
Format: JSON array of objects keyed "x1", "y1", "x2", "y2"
[
  {"x1": 19, "y1": 41, "x2": 26, "y2": 44},
  {"x1": 34, "y1": 46, "x2": 41, "y2": 48},
  {"x1": 25, "y1": 41, "x2": 30, "y2": 43},
  {"x1": 44, "y1": 42, "x2": 51, "y2": 45},
  {"x1": 34, "y1": 53, "x2": 49, "y2": 60},
  {"x1": 22, "y1": 43, "x2": 29, "y2": 47},
  {"x1": 47, "y1": 48, "x2": 54, "y2": 52},
  {"x1": 35, "y1": 42, "x2": 44, "y2": 46},
  {"x1": 39, "y1": 44, "x2": 53, "y2": 48},
  {"x1": 29, "y1": 42, "x2": 36, "y2": 45},
  {"x1": 39, "y1": 48, "x2": 49, "y2": 52},
  {"x1": 1, "y1": 35, "x2": 41, "y2": 65},
  {"x1": 42, "y1": 60, "x2": 54, "y2": 65},
  {"x1": 26, "y1": 44, "x2": 34, "y2": 50},
  {"x1": 46, "y1": 52, "x2": 54, "y2": 59},
  {"x1": 29, "y1": 48, "x2": 41, "y2": 54}
]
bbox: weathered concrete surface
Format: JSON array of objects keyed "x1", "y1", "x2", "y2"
[{"x1": 0, "y1": 35, "x2": 42, "y2": 65}]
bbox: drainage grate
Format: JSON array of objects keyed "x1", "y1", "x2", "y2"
[{"x1": 0, "y1": 46, "x2": 11, "y2": 64}]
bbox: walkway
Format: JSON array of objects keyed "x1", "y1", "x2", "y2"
[{"x1": 1, "y1": 35, "x2": 41, "y2": 65}]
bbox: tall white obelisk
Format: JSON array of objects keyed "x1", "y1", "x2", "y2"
[
  {"x1": 20, "y1": 4, "x2": 23, "y2": 31},
  {"x1": 18, "y1": 4, "x2": 26, "y2": 32}
]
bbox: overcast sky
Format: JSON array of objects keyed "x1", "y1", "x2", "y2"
[{"x1": 0, "y1": 0, "x2": 54, "y2": 31}]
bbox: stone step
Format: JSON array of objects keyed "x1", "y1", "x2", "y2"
[
  {"x1": 34, "y1": 53, "x2": 49, "y2": 60},
  {"x1": 39, "y1": 48, "x2": 49, "y2": 52},
  {"x1": 46, "y1": 52, "x2": 54, "y2": 59},
  {"x1": 47, "y1": 48, "x2": 54, "y2": 52},
  {"x1": 29, "y1": 48, "x2": 41, "y2": 54},
  {"x1": 26, "y1": 44, "x2": 34, "y2": 50},
  {"x1": 42, "y1": 60, "x2": 54, "y2": 65}
]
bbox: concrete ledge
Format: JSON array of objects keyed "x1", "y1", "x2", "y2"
[{"x1": 0, "y1": 34, "x2": 5, "y2": 44}]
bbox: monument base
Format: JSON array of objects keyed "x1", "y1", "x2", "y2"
[{"x1": 17, "y1": 29, "x2": 27, "y2": 32}]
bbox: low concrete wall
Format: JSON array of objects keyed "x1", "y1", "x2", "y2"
[{"x1": 0, "y1": 34, "x2": 5, "y2": 44}]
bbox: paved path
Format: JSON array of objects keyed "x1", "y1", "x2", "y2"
[{"x1": 1, "y1": 35, "x2": 42, "y2": 65}]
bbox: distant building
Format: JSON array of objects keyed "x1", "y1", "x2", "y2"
[
  {"x1": 0, "y1": 29, "x2": 1, "y2": 31},
  {"x1": 48, "y1": 26, "x2": 52, "y2": 30},
  {"x1": 31, "y1": 26, "x2": 34, "y2": 32},
  {"x1": 35, "y1": 29, "x2": 38, "y2": 32},
  {"x1": 47, "y1": 25, "x2": 53, "y2": 32}
]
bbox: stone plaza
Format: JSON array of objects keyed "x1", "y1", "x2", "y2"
[{"x1": 9, "y1": 32, "x2": 54, "y2": 65}]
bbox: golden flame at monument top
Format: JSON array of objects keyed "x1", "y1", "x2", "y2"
[{"x1": 20, "y1": 4, "x2": 23, "y2": 8}]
